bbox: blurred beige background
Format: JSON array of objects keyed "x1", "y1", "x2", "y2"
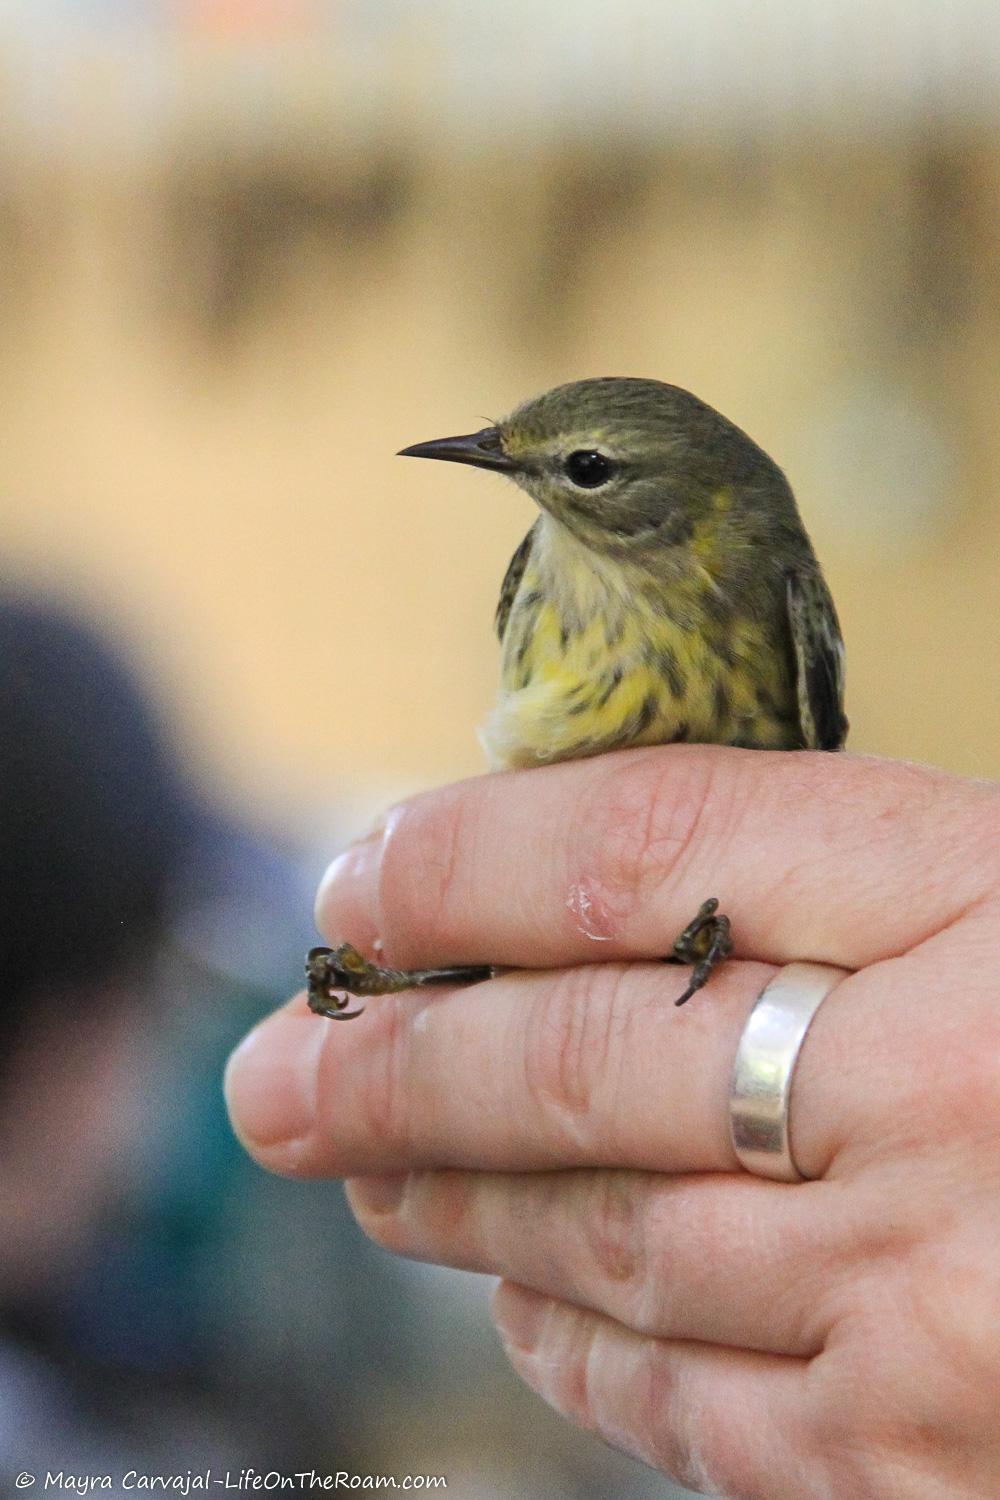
[{"x1": 2, "y1": 1, "x2": 999, "y2": 836}]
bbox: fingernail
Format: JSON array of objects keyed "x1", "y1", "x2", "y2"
[
  {"x1": 224, "y1": 1006, "x2": 324, "y2": 1152},
  {"x1": 352, "y1": 809, "x2": 389, "y2": 846},
  {"x1": 493, "y1": 1283, "x2": 550, "y2": 1354},
  {"x1": 347, "y1": 1173, "x2": 407, "y2": 1216},
  {"x1": 315, "y1": 839, "x2": 382, "y2": 937}
]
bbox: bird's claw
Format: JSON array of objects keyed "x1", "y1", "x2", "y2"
[
  {"x1": 665, "y1": 897, "x2": 733, "y2": 1006},
  {"x1": 305, "y1": 943, "x2": 496, "y2": 1020},
  {"x1": 305, "y1": 945, "x2": 367, "y2": 1019}
]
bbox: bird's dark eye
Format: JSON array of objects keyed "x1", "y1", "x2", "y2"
[{"x1": 564, "y1": 450, "x2": 615, "y2": 488}]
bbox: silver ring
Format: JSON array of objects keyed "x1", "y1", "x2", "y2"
[{"x1": 729, "y1": 962, "x2": 849, "y2": 1182}]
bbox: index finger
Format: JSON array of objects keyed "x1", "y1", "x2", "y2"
[{"x1": 316, "y1": 746, "x2": 1000, "y2": 972}]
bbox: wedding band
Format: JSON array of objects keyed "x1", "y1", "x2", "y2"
[{"x1": 729, "y1": 962, "x2": 849, "y2": 1182}]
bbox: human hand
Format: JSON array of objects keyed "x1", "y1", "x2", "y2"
[{"x1": 225, "y1": 746, "x2": 1000, "y2": 1499}]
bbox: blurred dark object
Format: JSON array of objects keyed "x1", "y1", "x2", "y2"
[
  {"x1": 0, "y1": 592, "x2": 325, "y2": 1479},
  {"x1": 0, "y1": 581, "x2": 673, "y2": 1495},
  {"x1": 0, "y1": 593, "x2": 194, "y2": 1034}
]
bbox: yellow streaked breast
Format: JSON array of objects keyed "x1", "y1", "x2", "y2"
[{"x1": 482, "y1": 532, "x2": 797, "y2": 769}]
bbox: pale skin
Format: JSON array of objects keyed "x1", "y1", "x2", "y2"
[{"x1": 224, "y1": 746, "x2": 1000, "y2": 1499}]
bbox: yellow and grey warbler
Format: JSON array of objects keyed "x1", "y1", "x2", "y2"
[{"x1": 306, "y1": 377, "x2": 847, "y2": 1018}]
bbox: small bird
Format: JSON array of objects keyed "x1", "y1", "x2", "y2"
[{"x1": 307, "y1": 377, "x2": 847, "y2": 1018}]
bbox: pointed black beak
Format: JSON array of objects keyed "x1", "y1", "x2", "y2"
[{"x1": 397, "y1": 426, "x2": 516, "y2": 473}]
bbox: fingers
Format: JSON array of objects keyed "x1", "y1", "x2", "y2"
[
  {"x1": 226, "y1": 952, "x2": 875, "y2": 1181},
  {"x1": 226, "y1": 957, "x2": 773, "y2": 1178},
  {"x1": 491, "y1": 1285, "x2": 813, "y2": 1499},
  {"x1": 316, "y1": 746, "x2": 1000, "y2": 972},
  {"x1": 346, "y1": 1166, "x2": 857, "y2": 1357}
]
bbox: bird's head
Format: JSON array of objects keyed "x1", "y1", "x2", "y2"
[{"x1": 399, "y1": 377, "x2": 793, "y2": 554}]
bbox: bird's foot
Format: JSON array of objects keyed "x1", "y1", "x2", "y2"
[
  {"x1": 664, "y1": 897, "x2": 733, "y2": 1006},
  {"x1": 306, "y1": 944, "x2": 495, "y2": 1020}
]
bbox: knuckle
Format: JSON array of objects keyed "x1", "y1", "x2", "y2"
[
  {"x1": 357, "y1": 997, "x2": 414, "y2": 1153},
  {"x1": 931, "y1": 1058, "x2": 1000, "y2": 1144},
  {"x1": 553, "y1": 1309, "x2": 602, "y2": 1435},
  {"x1": 629, "y1": 1340, "x2": 715, "y2": 1487},
  {"x1": 637, "y1": 1344, "x2": 796, "y2": 1500},
  {"x1": 583, "y1": 1171, "x2": 646, "y2": 1297},
  {"x1": 892, "y1": 1232, "x2": 1000, "y2": 1427},
  {"x1": 801, "y1": 1265, "x2": 994, "y2": 1491},
  {"x1": 521, "y1": 965, "x2": 628, "y2": 1146},
  {"x1": 666, "y1": 1401, "x2": 744, "y2": 1497},
  {"x1": 576, "y1": 749, "x2": 718, "y2": 923}
]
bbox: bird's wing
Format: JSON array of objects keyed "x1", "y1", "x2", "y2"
[
  {"x1": 785, "y1": 567, "x2": 849, "y2": 750},
  {"x1": 495, "y1": 522, "x2": 538, "y2": 641}
]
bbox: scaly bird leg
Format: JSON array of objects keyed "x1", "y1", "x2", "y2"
[
  {"x1": 307, "y1": 898, "x2": 733, "y2": 1020},
  {"x1": 665, "y1": 897, "x2": 733, "y2": 1006},
  {"x1": 305, "y1": 944, "x2": 495, "y2": 1020}
]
